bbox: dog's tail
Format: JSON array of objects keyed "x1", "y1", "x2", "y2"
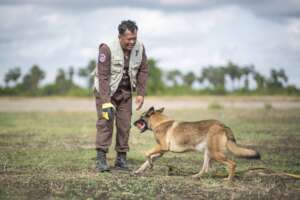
[{"x1": 225, "y1": 127, "x2": 260, "y2": 159}]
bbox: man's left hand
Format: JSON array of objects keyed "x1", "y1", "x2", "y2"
[{"x1": 135, "y1": 95, "x2": 144, "y2": 110}]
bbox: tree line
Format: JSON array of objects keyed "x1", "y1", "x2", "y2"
[{"x1": 1, "y1": 59, "x2": 299, "y2": 96}]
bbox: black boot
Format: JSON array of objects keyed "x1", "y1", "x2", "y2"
[
  {"x1": 114, "y1": 152, "x2": 129, "y2": 170},
  {"x1": 96, "y1": 149, "x2": 109, "y2": 172}
]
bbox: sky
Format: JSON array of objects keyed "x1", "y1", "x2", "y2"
[{"x1": 0, "y1": 0, "x2": 300, "y2": 88}]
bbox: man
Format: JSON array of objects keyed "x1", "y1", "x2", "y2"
[{"x1": 93, "y1": 20, "x2": 148, "y2": 172}]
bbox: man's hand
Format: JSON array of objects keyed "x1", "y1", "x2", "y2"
[
  {"x1": 102, "y1": 102, "x2": 115, "y2": 120},
  {"x1": 135, "y1": 95, "x2": 144, "y2": 111}
]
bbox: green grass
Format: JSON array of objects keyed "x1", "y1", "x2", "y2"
[{"x1": 1, "y1": 108, "x2": 300, "y2": 199}]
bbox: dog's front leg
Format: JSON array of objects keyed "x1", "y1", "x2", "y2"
[
  {"x1": 145, "y1": 145, "x2": 164, "y2": 169},
  {"x1": 192, "y1": 150, "x2": 211, "y2": 179},
  {"x1": 134, "y1": 160, "x2": 151, "y2": 174},
  {"x1": 134, "y1": 145, "x2": 164, "y2": 174},
  {"x1": 134, "y1": 153, "x2": 163, "y2": 174},
  {"x1": 148, "y1": 153, "x2": 164, "y2": 169}
]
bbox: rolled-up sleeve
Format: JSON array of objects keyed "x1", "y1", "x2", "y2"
[
  {"x1": 97, "y1": 44, "x2": 111, "y2": 103},
  {"x1": 136, "y1": 46, "x2": 149, "y2": 96}
]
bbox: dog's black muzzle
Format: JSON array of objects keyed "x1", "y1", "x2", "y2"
[{"x1": 133, "y1": 118, "x2": 148, "y2": 133}]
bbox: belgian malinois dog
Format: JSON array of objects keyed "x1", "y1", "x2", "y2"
[{"x1": 133, "y1": 107, "x2": 260, "y2": 180}]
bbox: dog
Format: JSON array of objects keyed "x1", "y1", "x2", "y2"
[{"x1": 133, "y1": 107, "x2": 260, "y2": 180}]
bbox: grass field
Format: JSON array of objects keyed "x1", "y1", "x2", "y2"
[{"x1": 0, "y1": 98, "x2": 300, "y2": 199}]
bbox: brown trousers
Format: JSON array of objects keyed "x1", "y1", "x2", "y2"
[{"x1": 95, "y1": 90, "x2": 132, "y2": 153}]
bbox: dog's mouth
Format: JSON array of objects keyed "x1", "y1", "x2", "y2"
[{"x1": 133, "y1": 119, "x2": 148, "y2": 133}]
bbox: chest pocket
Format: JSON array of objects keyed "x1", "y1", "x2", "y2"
[
  {"x1": 111, "y1": 57, "x2": 123, "y2": 74},
  {"x1": 133, "y1": 60, "x2": 141, "y2": 69},
  {"x1": 111, "y1": 57, "x2": 123, "y2": 66},
  {"x1": 130, "y1": 60, "x2": 141, "y2": 79}
]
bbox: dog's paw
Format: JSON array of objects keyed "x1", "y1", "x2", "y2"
[
  {"x1": 223, "y1": 177, "x2": 233, "y2": 182},
  {"x1": 149, "y1": 163, "x2": 154, "y2": 170},
  {"x1": 191, "y1": 173, "x2": 202, "y2": 179},
  {"x1": 132, "y1": 170, "x2": 142, "y2": 176},
  {"x1": 147, "y1": 158, "x2": 153, "y2": 165}
]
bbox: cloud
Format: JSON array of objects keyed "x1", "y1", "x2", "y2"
[
  {"x1": 1, "y1": 0, "x2": 300, "y2": 18},
  {"x1": 0, "y1": 2, "x2": 300, "y2": 88}
]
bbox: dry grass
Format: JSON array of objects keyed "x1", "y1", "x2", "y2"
[{"x1": 0, "y1": 97, "x2": 300, "y2": 199}]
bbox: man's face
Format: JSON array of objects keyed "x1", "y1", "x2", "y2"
[{"x1": 119, "y1": 29, "x2": 137, "y2": 51}]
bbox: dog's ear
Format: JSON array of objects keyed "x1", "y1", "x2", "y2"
[
  {"x1": 146, "y1": 106, "x2": 155, "y2": 116},
  {"x1": 156, "y1": 107, "x2": 165, "y2": 113}
]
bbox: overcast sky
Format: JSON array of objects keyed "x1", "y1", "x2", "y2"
[{"x1": 0, "y1": 0, "x2": 300, "y2": 88}]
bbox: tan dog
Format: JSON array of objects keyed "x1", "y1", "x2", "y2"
[{"x1": 133, "y1": 107, "x2": 260, "y2": 180}]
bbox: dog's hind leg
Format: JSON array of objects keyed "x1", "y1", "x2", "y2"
[
  {"x1": 192, "y1": 149, "x2": 210, "y2": 178},
  {"x1": 211, "y1": 152, "x2": 236, "y2": 181}
]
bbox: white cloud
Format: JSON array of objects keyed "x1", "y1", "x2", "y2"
[
  {"x1": 0, "y1": 3, "x2": 300, "y2": 88},
  {"x1": 159, "y1": 0, "x2": 205, "y2": 6},
  {"x1": 287, "y1": 18, "x2": 300, "y2": 50}
]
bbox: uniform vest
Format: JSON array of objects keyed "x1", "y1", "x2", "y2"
[{"x1": 92, "y1": 39, "x2": 144, "y2": 96}]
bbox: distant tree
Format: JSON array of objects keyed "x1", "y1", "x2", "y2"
[
  {"x1": 166, "y1": 69, "x2": 182, "y2": 86},
  {"x1": 78, "y1": 68, "x2": 88, "y2": 77},
  {"x1": 4, "y1": 67, "x2": 21, "y2": 87},
  {"x1": 235, "y1": 66, "x2": 242, "y2": 89},
  {"x1": 199, "y1": 66, "x2": 226, "y2": 91},
  {"x1": 198, "y1": 66, "x2": 211, "y2": 87},
  {"x1": 183, "y1": 71, "x2": 196, "y2": 88},
  {"x1": 147, "y1": 58, "x2": 165, "y2": 94},
  {"x1": 68, "y1": 66, "x2": 74, "y2": 83},
  {"x1": 224, "y1": 61, "x2": 239, "y2": 90},
  {"x1": 78, "y1": 60, "x2": 96, "y2": 88},
  {"x1": 266, "y1": 68, "x2": 288, "y2": 89},
  {"x1": 56, "y1": 69, "x2": 67, "y2": 84},
  {"x1": 21, "y1": 65, "x2": 45, "y2": 92},
  {"x1": 269, "y1": 69, "x2": 279, "y2": 88},
  {"x1": 55, "y1": 68, "x2": 71, "y2": 94},
  {"x1": 253, "y1": 71, "x2": 266, "y2": 90},
  {"x1": 241, "y1": 65, "x2": 254, "y2": 90},
  {"x1": 277, "y1": 68, "x2": 288, "y2": 84}
]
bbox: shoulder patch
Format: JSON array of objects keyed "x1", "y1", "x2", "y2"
[{"x1": 99, "y1": 53, "x2": 106, "y2": 63}]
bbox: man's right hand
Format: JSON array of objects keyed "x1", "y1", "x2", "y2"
[
  {"x1": 135, "y1": 95, "x2": 144, "y2": 111},
  {"x1": 102, "y1": 103, "x2": 115, "y2": 120}
]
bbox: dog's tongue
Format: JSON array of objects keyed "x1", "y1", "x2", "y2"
[{"x1": 136, "y1": 122, "x2": 145, "y2": 130}]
